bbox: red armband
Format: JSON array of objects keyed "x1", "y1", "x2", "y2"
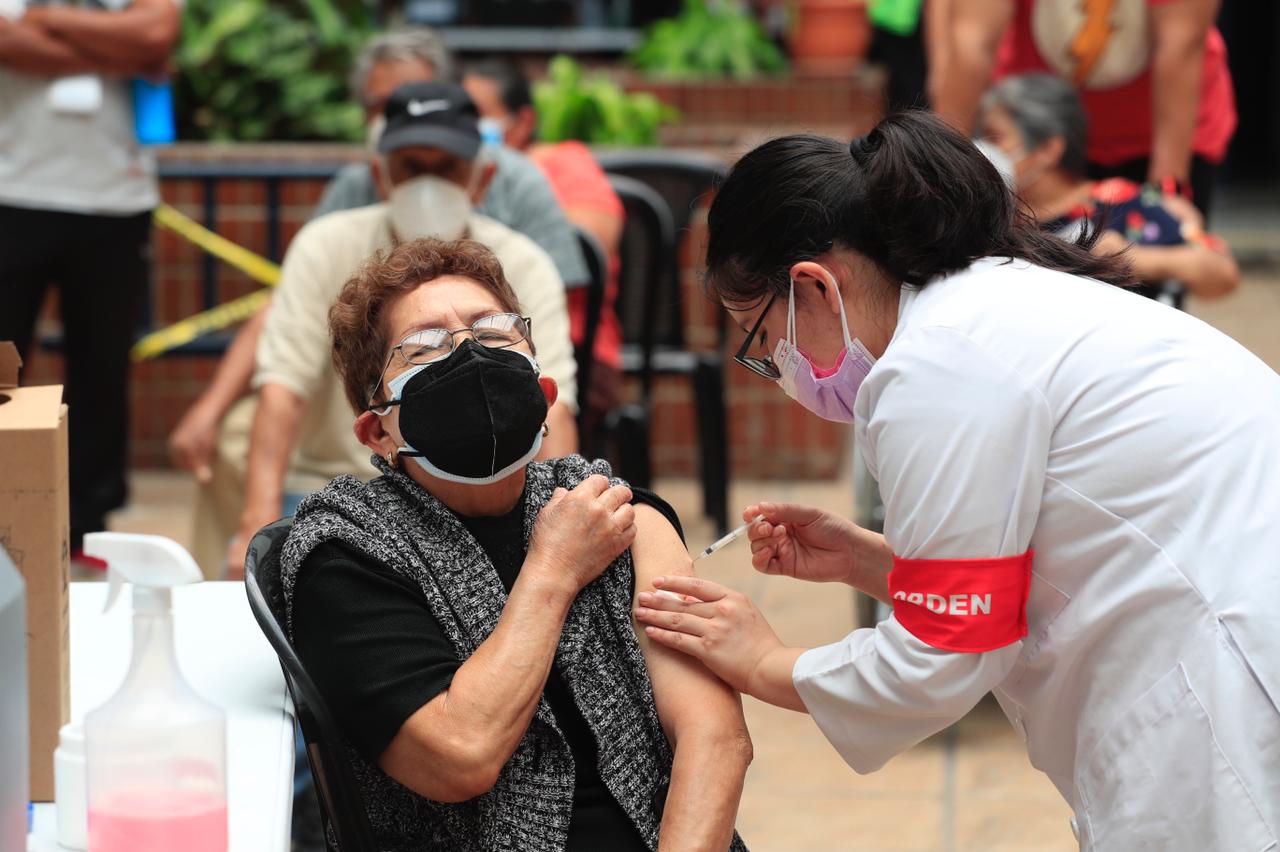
[{"x1": 887, "y1": 550, "x2": 1033, "y2": 653}]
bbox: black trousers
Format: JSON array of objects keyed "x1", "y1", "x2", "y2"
[
  {"x1": 1087, "y1": 155, "x2": 1218, "y2": 225},
  {"x1": 0, "y1": 204, "x2": 149, "y2": 547}
]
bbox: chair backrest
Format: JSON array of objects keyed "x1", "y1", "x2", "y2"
[
  {"x1": 594, "y1": 148, "x2": 728, "y2": 237},
  {"x1": 243, "y1": 519, "x2": 378, "y2": 852},
  {"x1": 595, "y1": 150, "x2": 729, "y2": 342},
  {"x1": 606, "y1": 173, "x2": 677, "y2": 397},
  {"x1": 572, "y1": 225, "x2": 609, "y2": 434}
]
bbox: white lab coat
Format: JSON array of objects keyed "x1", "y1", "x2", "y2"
[{"x1": 793, "y1": 258, "x2": 1280, "y2": 850}]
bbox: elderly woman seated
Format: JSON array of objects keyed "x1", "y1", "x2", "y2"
[
  {"x1": 279, "y1": 238, "x2": 751, "y2": 851},
  {"x1": 979, "y1": 72, "x2": 1239, "y2": 300}
]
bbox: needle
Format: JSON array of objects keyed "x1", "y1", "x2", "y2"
[{"x1": 694, "y1": 515, "x2": 766, "y2": 561}]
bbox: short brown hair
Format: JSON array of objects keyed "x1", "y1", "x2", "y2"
[{"x1": 329, "y1": 238, "x2": 523, "y2": 413}]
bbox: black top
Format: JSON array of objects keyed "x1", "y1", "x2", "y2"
[{"x1": 292, "y1": 487, "x2": 682, "y2": 852}]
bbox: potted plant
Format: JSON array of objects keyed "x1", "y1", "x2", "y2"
[
  {"x1": 628, "y1": 0, "x2": 788, "y2": 81},
  {"x1": 535, "y1": 55, "x2": 681, "y2": 146},
  {"x1": 789, "y1": 0, "x2": 872, "y2": 73}
]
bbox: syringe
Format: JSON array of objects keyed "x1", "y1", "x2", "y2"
[{"x1": 694, "y1": 515, "x2": 766, "y2": 561}]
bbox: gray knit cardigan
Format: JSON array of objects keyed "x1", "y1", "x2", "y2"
[{"x1": 279, "y1": 454, "x2": 749, "y2": 852}]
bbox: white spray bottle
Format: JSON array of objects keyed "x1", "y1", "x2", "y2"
[{"x1": 81, "y1": 533, "x2": 227, "y2": 852}]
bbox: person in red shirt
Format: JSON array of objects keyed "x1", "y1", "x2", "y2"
[
  {"x1": 463, "y1": 59, "x2": 625, "y2": 445},
  {"x1": 929, "y1": 0, "x2": 1236, "y2": 216}
]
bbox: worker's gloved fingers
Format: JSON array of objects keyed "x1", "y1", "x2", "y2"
[
  {"x1": 751, "y1": 541, "x2": 776, "y2": 570},
  {"x1": 751, "y1": 525, "x2": 791, "y2": 568},
  {"x1": 651, "y1": 574, "x2": 731, "y2": 602},
  {"x1": 633, "y1": 605, "x2": 709, "y2": 637},
  {"x1": 636, "y1": 590, "x2": 716, "y2": 618},
  {"x1": 754, "y1": 502, "x2": 824, "y2": 527},
  {"x1": 746, "y1": 518, "x2": 775, "y2": 543},
  {"x1": 640, "y1": 626, "x2": 706, "y2": 662}
]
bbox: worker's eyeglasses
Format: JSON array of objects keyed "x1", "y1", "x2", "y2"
[
  {"x1": 368, "y1": 313, "x2": 533, "y2": 411},
  {"x1": 734, "y1": 293, "x2": 781, "y2": 380}
]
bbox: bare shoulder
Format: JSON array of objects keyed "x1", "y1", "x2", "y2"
[{"x1": 630, "y1": 502, "x2": 694, "y2": 593}]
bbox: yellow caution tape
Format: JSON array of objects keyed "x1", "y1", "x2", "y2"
[
  {"x1": 131, "y1": 204, "x2": 282, "y2": 361},
  {"x1": 152, "y1": 203, "x2": 281, "y2": 286},
  {"x1": 130, "y1": 289, "x2": 272, "y2": 362}
]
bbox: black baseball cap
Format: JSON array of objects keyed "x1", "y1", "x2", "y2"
[{"x1": 377, "y1": 81, "x2": 482, "y2": 160}]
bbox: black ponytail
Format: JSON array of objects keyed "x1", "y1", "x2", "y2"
[{"x1": 705, "y1": 110, "x2": 1131, "y2": 305}]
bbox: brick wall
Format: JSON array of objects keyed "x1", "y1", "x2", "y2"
[
  {"x1": 22, "y1": 72, "x2": 884, "y2": 480},
  {"x1": 632, "y1": 66, "x2": 887, "y2": 149}
]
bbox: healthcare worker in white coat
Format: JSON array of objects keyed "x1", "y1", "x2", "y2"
[{"x1": 633, "y1": 111, "x2": 1280, "y2": 850}]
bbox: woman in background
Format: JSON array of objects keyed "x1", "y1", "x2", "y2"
[{"x1": 979, "y1": 72, "x2": 1238, "y2": 300}]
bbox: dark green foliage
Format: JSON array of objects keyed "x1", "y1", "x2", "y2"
[
  {"x1": 534, "y1": 55, "x2": 680, "y2": 146},
  {"x1": 628, "y1": 0, "x2": 787, "y2": 81},
  {"x1": 174, "y1": 0, "x2": 374, "y2": 142}
]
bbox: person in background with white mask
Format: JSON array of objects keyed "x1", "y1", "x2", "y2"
[
  {"x1": 977, "y1": 72, "x2": 1238, "y2": 300},
  {"x1": 224, "y1": 81, "x2": 579, "y2": 577},
  {"x1": 168, "y1": 28, "x2": 587, "y2": 579},
  {"x1": 314, "y1": 29, "x2": 588, "y2": 284}
]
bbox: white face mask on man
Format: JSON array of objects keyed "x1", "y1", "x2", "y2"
[{"x1": 387, "y1": 174, "x2": 471, "y2": 242}]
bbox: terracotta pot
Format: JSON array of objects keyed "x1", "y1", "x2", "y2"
[{"x1": 790, "y1": 0, "x2": 872, "y2": 73}]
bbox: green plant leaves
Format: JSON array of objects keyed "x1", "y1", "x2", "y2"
[
  {"x1": 629, "y1": 0, "x2": 787, "y2": 80},
  {"x1": 180, "y1": 0, "x2": 263, "y2": 68},
  {"x1": 533, "y1": 55, "x2": 679, "y2": 146},
  {"x1": 174, "y1": 0, "x2": 374, "y2": 142}
]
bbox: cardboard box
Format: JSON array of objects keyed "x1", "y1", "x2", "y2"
[{"x1": 0, "y1": 342, "x2": 69, "y2": 802}]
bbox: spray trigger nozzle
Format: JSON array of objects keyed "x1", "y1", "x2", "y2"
[{"x1": 84, "y1": 532, "x2": 203, "y2": 613}]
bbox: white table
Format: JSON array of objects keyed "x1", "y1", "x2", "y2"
[{"x1": 29, "y1": 582, "x2": 295, "y2": 852}]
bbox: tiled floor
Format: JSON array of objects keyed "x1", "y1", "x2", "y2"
[{"x1": 105, "y1": 269, "x2": 1280, "y2": 851}]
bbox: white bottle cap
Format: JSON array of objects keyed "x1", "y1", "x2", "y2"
[{"x1": 55, "y1": 722, "x2": 87, "y2": 850}]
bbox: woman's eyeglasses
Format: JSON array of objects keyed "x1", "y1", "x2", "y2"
[
  {"x1": 734, "y1": 293, "x2": 781, "y2": 380},
  {"x1": 368, "y1": 313, "x2": 533, "y2": 410}
]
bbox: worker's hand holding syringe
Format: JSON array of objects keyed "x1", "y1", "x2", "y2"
[
  {"x1": 634, "y1": 501, "x2": 897, "y2": 707},
  {"x1": 741, "y1": 503, "x2": 894, "y2": 601}
]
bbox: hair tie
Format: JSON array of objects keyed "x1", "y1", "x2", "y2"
[{"x1": 849, "y1": 134, "x2": 875, "y2": 162}]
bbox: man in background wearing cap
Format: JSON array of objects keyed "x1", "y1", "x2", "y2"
[
  {"x1": 168, "y1": 31, "x2": 585, "y2": 484},
  {"x1": 316, "y1": 27, "x2": 587, "y2": 284},
  {"x1": 171, "y1": 28, "x2": 589, "y2": 578},
  {"x1": 222, "y1": 81, "x2": 579, "y2": 577}
]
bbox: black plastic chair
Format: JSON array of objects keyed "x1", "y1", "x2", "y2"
[
  {"x1": 605, "y1": 174, "x2": 729, "y2": 532},
  {"x1": 596, "y1": 149, "x2": 732, "y2": 358},
  {"x1": 594, "y1": 149, "x2": 729, "y2": 277},
  {"x1": 572, "y1": 226, "x2": 610, "y2": 447},
  {"x1": 243, "y1": 518, "x2": 377, "y2": 852},
  {"x1": 598, "y1": 151, "x2": 731, "y2": 534}
]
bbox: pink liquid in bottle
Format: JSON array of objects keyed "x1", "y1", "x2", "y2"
[{"x1": 88, "y1": 788, "x2": 227, "y2": 852}]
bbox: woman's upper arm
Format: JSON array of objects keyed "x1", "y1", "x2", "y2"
[{"x1": 629, "y1": 504, "x2": 748, "y2": 744}]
